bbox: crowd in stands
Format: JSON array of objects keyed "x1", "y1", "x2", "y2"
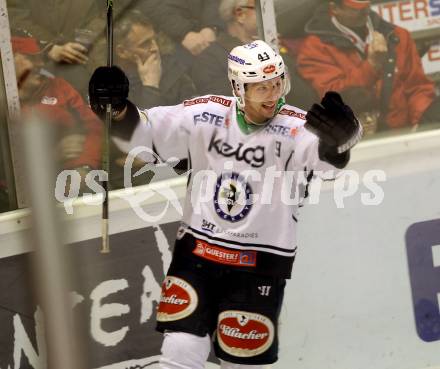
[
  {"x1": 296, "y1": 0, "x2": 440, "y2": 133},
  {"x1": 1, "y1": 0, "x2": 439, "y2": 212}
]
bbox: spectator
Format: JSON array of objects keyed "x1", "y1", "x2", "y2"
[
  {"x1": 8, "y1": 0, "x2": 105, "y2": 97},
  {"x1": 12, "y1": 37, "x2": 103, "y2": 177},
  {"x1": 297, "y1": 0, "x2": 440, "y2": 131},
  {"x1": 164, "y1": 0, "x2": 223, "y2": 55},
  {"x1": 114, "y1": 10, "x2": 197, "y2": 108},
  {"x1": 106, "y1": 10, "x2": 196, "y2": 188},
  {"x1": 191, "y1": 0, "x2": 258, "y2": 96},
  {"x1": 191, "y1": 0, "x2": 316, "y2": 109},
  {"x1": 141, "y1": 0, "x2": 223, "y2": 66}
]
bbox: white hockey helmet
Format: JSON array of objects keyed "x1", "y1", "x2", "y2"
[{"x1": 227, "y1": 40, "x2": 290, "y2": 109}]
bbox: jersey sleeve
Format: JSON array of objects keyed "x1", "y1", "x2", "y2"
[
  {"x1": 112, "y1": 103, "x2": 190, "y2": 163},
  {"x1": 289, "y1": 127, "x2": 341, "y2": 179}
]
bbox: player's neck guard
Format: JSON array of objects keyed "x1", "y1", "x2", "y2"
[{"x1": 236, "y1": 98, "x2": 285, "y2": 135}]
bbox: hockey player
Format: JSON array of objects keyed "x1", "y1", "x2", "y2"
[{"x1": 89, "y1": 40, "x2": 362, "y2": 369}]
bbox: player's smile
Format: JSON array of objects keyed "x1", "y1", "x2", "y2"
[{"x1": 261, "y1": 101, "x2": 277, "y2": 114}]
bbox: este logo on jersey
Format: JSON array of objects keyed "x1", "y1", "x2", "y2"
[
  {"x1": 217, "y1": 310, "x2": 274, "y2": 357},
  {"x1": 193, "y1": 111, "x2": 227, "y2": 128},
  {"x1": 264, "y1": 123, "x2": 299, "y2": 138},
  {"x1": 156, "y1": 277, "x2": 198, "y2": 322}
]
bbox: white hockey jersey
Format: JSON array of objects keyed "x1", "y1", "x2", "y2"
[{"x1": 114, "y1": 95, "x2": 341, "y2": 278}]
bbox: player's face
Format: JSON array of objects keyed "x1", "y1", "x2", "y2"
[
  {"x1": 122, "y1": 23, "x2": 159, "y2": 64},
  {"x1": 243, "y1": 76, "x2": 284, "y2": 123},
  {"x1": 331, "y1": 3, "x2": 369, "y2": 28}
]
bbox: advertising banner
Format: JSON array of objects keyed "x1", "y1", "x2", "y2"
[{"x1": 372, "y1": 0, "x2": 440, "y2": 74}]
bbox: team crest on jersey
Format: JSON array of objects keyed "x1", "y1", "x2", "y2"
[
  {"x1": 217, "y1": 310, "x2": 275, "y2": 357},
  {"x1": 156, "y1": 276, "x2": 198, "y2": 322},
  {"x1": 214, "y1": 172, "x2": 253, "y2": 222}
]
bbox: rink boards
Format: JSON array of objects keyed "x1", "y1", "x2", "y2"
[{"x1": 0, "y1": 130, "x2": 439, "y2": 369}]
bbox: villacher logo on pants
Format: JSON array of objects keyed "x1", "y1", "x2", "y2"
[
  {"x1": 217, "y1": 310, "x2": 274, "y2": 357},
  {"x1": 156, "y1": 276, "x2": 198, "y2": 322}
]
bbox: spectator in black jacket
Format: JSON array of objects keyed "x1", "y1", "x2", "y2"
[
  {"x1": 109, "y1": 10, "x2": 196, "y2": 188},
  {"x1": 191, "y1": 0, "x2": 258, "y2": 96},
  {"x1": 114, "y1": 10, "x2": 197, "y2": 108},
  {"x1": 159, "y1": 0, "x2": 224, "y2": 56},
  {"x1": 131, "y1": 0, "x2": 223, "y2": 70}
]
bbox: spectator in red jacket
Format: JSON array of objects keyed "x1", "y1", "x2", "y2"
[
  {"x1": 297, "y1": 0, "x2": 440, "y2": 131},
  {"x1": 12, "y1": 37, "x2": 102, "y2": 174},
  {"x1": 7, "y1": 0, "x2": 105, "y2": 98}
]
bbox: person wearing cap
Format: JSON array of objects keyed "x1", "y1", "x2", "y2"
[
  {"x1": 12, "y1": 37, "x2": 103, "y2": 179},
  {"x1": 7, "y1": 0, "x2": 105, "y2": 97},
  {"x1": 297, "y1": 0, "x2": 440, "y2": 132}
]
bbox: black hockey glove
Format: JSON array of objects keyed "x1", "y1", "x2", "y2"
[
  {"x1": 88, "y1": 66, "x2": 129, "y2": 119},
  {"x1": 306, "y1": 91, "x2": 362, "y2": 152},
  {"x1": 305, "y1": 91, "x2": 363, "y2": 168}
]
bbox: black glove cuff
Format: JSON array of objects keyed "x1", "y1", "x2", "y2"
[{"x1": 318, "y1": 142, "x2": 350, "y2": 169}]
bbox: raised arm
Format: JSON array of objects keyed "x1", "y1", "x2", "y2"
[{"x1": 88, "y1": 66, "x2": 190, "y2": 162}]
